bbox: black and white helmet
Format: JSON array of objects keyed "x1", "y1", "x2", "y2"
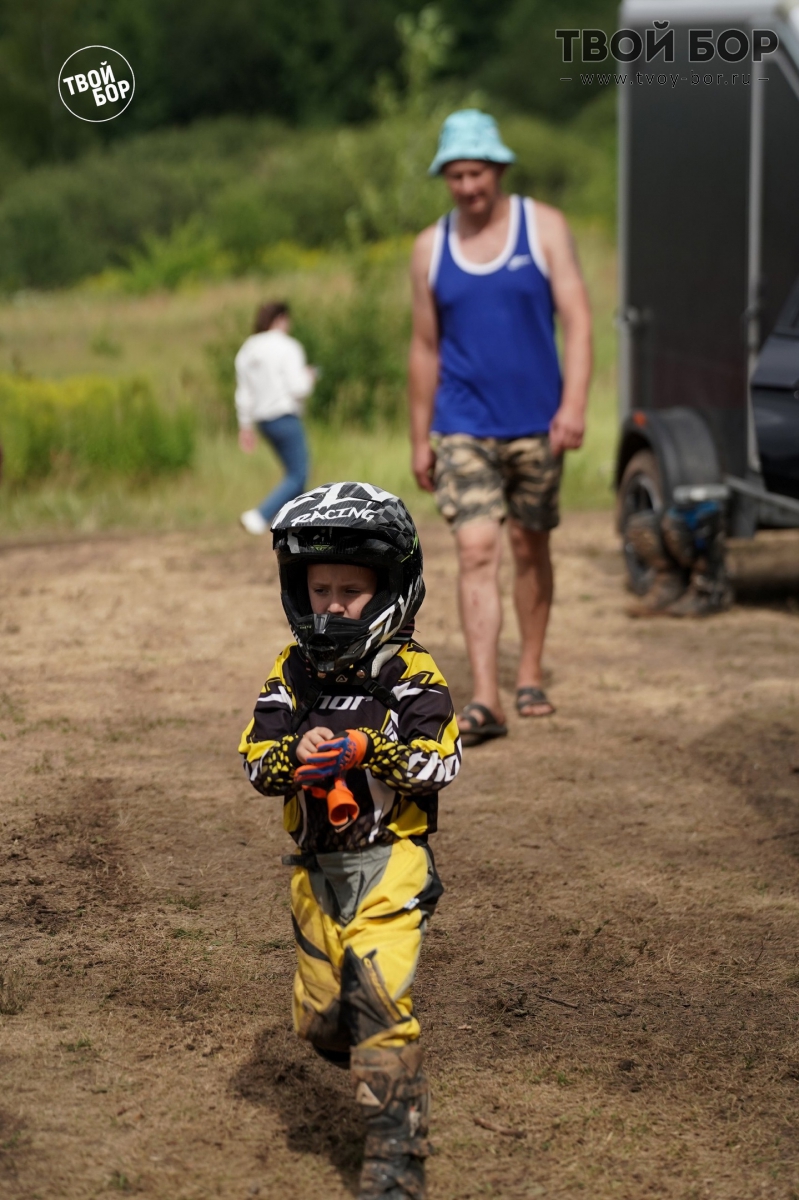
[{"x1": 272, "y1": 482, "x2": 425, "y2": 675}]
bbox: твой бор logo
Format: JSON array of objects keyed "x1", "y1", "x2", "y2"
[{"x1": 58, "y1": 45, "x2": 135, "y2": 123}]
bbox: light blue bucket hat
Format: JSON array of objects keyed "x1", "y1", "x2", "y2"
[{"x1": 428, "y1": 109, "x2": 516, "y2": 176}]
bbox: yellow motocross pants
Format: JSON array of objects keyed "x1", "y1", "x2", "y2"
[{"x1": 289, "y1": 837, "x2": 442, "y2": 1053}]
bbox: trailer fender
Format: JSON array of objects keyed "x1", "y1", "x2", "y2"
[{"x1": 615, "y1": 407, "x2": 723, "y2": 501}]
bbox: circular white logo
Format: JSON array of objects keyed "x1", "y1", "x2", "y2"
[{"x1": 58, "y1": 45, "x2": 135, "y2": 123}]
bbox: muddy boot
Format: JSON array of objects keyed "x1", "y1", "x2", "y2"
[
  {"x1": 663, "y1": 503, "x2": 732, "y2": 617},
  {"x1": 665, "y1": 557, "x2": 733, "y2": 617},
  {"x1": 351, "y1": 1042, "x2": 430, "y2": 1200},
  {"x1": 624, "y1": 511, "x2": 686, "y2": 617}
]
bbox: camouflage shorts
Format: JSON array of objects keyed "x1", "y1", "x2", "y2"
[{"x1": 433, "y1": 433, "x2": 562, "y2": 532}]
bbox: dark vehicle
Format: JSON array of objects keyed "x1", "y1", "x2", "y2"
[{"x1": 615, "y1": 0, "x2": 799, "y2": 593}]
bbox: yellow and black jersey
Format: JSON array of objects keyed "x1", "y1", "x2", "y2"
[{"x1": 238, "y1": 639, "x2": 461, "y2": 853}]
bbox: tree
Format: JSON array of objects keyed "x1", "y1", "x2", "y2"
[{"x1": 480, "y1": 0, "x2": 619, "y2": 120}]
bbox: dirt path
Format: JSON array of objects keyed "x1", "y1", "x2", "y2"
[{"x1": 1, "y1": 514, "x2": 798, "y2": 1200}]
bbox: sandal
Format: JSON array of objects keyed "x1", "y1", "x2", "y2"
[
  {"x1": 457, "y1": 702, "x2": 508, "y2": 747},
  {"x1": 516, "y1": 686, "x2": 556, "y2": 718}
]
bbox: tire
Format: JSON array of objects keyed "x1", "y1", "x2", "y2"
[{"x1": 617, "y1": 450, "x2": 664, "y2": 596}]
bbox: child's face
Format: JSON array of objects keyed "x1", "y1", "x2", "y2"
[{"x1": 307, "y1": 562, "x2": 377, "y2": 620}]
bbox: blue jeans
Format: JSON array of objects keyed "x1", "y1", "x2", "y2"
[{"x1": 256, "y1": 414, "x2": 309, "y2": 522}]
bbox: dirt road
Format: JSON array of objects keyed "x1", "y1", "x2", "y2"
[{"x1": 1, "y1": 514, "x2": 798, "y2": 1199}]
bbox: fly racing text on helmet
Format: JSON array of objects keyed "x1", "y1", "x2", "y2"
[{"x1": 271, "y1": 482, "x2": 425, "y2": 675}]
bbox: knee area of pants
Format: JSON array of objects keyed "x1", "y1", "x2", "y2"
[{"x1": 340, "y1": 947, "x2": 406, "y2": 1047}]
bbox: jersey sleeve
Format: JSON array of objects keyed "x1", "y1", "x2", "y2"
[
  {"x1": 238, "y1": 646, "x2": 300, "y2": 796},
  {"x1": 362, "y1": 646, "x2": 461, "y2": 795}
]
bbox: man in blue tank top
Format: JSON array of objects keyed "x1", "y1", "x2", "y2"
[{"x1": 409, "y1": 110, "x2": 592, "y2": 744}]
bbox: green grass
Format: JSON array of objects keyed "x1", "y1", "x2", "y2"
[
  {"x1": 0, "y1": 225, "x2": 618, "y2": 537},
  {"x1": 0, "y1": 407, "x2": 614, "y2": 539},
  {"x1": 0, "y1": 425, "x2": 437, "y2": 535},
  {"x1": 0, "y1": 372, "x2": 195, "y2": 486}
]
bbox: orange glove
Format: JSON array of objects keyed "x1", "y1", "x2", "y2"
[{"x1": 294, "y1": 729, "x2": 370, "y2": 788}]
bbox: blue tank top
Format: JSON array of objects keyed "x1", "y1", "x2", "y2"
[{"x1": 430, "y1": 195, "x2": 562, "y2": 438}]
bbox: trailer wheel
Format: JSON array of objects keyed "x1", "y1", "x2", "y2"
[{"x1": 617, "y1": 450, "x2": 664, "y2": 595}]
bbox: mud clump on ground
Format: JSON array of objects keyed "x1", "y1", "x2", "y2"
[{"x1": 0, "y1": 515, "x2": 797, "y2": 1198}]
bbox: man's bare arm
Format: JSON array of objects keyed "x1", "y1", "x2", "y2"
[
  {"x1": 408, "y1": 227, "x2": 439, "y2": 492},
  {"x1": 537, "y1": 204, "x2": 593, "y2": 455}
]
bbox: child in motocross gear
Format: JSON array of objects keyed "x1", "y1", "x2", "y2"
[{"x1": 239, "y1": 482, "x2": 461, "y2": 1200}]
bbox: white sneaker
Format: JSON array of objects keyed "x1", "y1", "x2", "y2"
[{"x1": 240, "y1": 509, "x2": 268, "y2": 535}]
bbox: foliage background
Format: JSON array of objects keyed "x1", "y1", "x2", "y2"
[
  {"x1": 0, "y1": 1, "x2": 620, "y2": 532},
  {"x1": 0, "y1": 0, "x2": 617, "y2": 166},
  {"x1": 0, "y1": 0, "x2": 618, "y2": 293}
]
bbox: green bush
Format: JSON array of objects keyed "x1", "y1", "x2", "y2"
[
  {"x1": 119, "y1": 219, "x2": 230, "y2": 294},
  {"x1": 296, "y1": 256, "x2": 411, "y2": 427},
  {"x1": 0, "y1": 119, "x2": 283, "y2": 290},
  {"x1": 0, "y1": 374, "x2": 195, "y2": 486},
  {"x1": 208, "y1": 184, "x2": 295, "y2": 272},
  {"x1": 204, "y1": 245, "x2": 411, "y2": 430},
  {"x1": 0, "y1": 102, "x2": 614, "y2": 293}
]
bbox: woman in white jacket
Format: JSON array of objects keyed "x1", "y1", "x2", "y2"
[{"x1": 236, "y1": 301, "x2": 317, "y2": 535}]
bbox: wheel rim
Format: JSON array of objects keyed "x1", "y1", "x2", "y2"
[{"x1": 621, "y1": 472, "x2": 661, "y2": 596}]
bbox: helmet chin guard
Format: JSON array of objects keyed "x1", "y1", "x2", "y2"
[
  {"x1": 305, "y1": 613, "x2": 341, "y2": 675},
  {"x1": 271, "y1": 482, "x2": 425, "y2": 675}
]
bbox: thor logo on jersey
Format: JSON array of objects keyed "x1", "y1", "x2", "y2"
[{"x1": 317, "y1": 695, "x2": 367, "y2": 711}]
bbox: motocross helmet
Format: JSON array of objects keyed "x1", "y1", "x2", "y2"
[{"x1": 272, "y1": 482, "x2": 425, "y2": 674}]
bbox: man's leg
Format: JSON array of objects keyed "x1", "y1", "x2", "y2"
[
  {"x1": 502, "y1": 435, "x2": 562, "y2": 717},
  {"x1": 455, "y1": 520, "x2": 505, "y2": 723},
  {"x1": 432, "y1": 435, "x2": 507, "y2": 729},
  {"x1": 507, "y1": 520, "x2": 554, "y2": 716}
]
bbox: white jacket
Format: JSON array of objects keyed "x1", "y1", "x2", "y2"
[{"x1": 234, "y1": 329, "x2": 314, "y2": 427}]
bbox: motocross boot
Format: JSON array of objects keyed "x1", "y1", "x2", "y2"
[
  {"x1": 351, "y1": 1042, "x2": 430, "y2": 1200},
  {"x1": 665, "y1": 560, "x2": 732, "y2": 616},
  {"x1": 660, "y1": 507, "x2": 696, "y2": 569},
  {"x1": 625, "y1": 511, "x2": 686, "y2": 617},
  {"x1": 663, "y1": 504, "x2": 732, "y2": 617}
]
